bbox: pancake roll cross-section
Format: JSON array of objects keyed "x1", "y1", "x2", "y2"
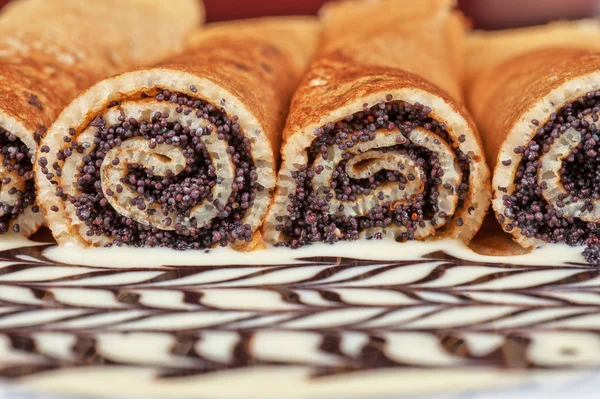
[
  {"x1": 264, "y1": 0, "x2": 491, "y2": 248},
  {"x1": 35, "y1": 18, "x2": 320, "y2": 250},
  {"x1": 0, "y1": 0, "x2": 203, "y2": 237},
  {"x1": 469, "y1": 45, "x2": 600, "y2": 263}
]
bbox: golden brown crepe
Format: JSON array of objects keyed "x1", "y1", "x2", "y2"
[
  {"x1": 466, "y1": 21, "x2": 600, "y2": 259},
  {"x1": 469, "y1": 214, "x2": 528, "y2": 257},
  {"x1": 264, "y1": 0, "x2": 491, "y2": 247},
  {"x1": 469, "y1": 47, "x2": 600, "y2": 262},
  {"x1": 0, "y1": 0, "x2": 203, "y2": 236},
  {"x1": 35, "y1": 17, "x2": 321, "y2": 250},
  {"x1": 465, "y1": 19, "x2": 600, "y2": 94}
]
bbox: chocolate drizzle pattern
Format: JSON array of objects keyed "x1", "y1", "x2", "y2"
[{"x1": 1, "y1": 239, "x2": 600, "y2": 392}]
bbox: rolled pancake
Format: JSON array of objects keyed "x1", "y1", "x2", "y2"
[
  {"x1": 469, "y1": 47, "x2": 600, "y2": 263},
  {"x1": 264, "y1": 0, "x2": 491, "y2": 247},
  {"x1": 466, "y1": 19, "x2": 600, "y2": 92},
  {"x1": 0, "y1": 0, "x2": 202, "y2": 236},
  {"x1": 35, "y1": 18, "x2": 320, "y2": 250}
]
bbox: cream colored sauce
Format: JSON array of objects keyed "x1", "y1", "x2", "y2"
[
  {"x1": 0, "y1": 236, "x2": 597, "y2": 399},
  {"x1": 15, "y1": 367, "x2": 590, "y2": 399},
  {"x1": 36, "y1": 237, "x2": 586, "y2": 268},
  {"x1": 0, "y1": 233, "x2": 45, "y2": 251}
]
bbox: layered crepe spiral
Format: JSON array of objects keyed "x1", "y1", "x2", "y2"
[
  {"x1": 35, "y1": 18, "x2": 320, "y2": 250},
  {"x1": 0, "y1": 0, "x2": 202, "y2": 236},
  {"x1": 469, "y1": 46, "x2": 600, "y2": 263},
  {"x1": 264, "y1": 0, "x2": 491, "y2": 247}
]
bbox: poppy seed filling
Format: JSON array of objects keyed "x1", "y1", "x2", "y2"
[
  {"x1": 0, "y1": 128, "x2": 38, "y2": 234},
  {"x1": 500, "y1": 90, "x2": 600, "y2": 263},
  {"x1": 41, "y1": 89, "x2": 260, "y2": 249},
  {"x1": 276, "y1": 99, "x2": 471, "y2": 248}
]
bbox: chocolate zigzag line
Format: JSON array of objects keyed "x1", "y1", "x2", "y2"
[
  {"x1": 1, "y1": 242, "x2": 600, "y2": 381},
  {"x1": 0, "y1": 285, "x2": 582, "y2": 310},
  {"x1": 0, "y1": 248, "x2": 599, "y2": 333},
  {"x1": 0, "y1": 291, "x2": 599, "y2": 332},
  {"x1": 1, "y1": 329, "x2": 598, "y2": 380},
  {"x1": 0, "y1": 256, "x2": 595, "y2": 289}
]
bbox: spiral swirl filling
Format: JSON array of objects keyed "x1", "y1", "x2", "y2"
[
  {"x1": 40, "y1": 89, "x2": 263, "y2": 249},
  {"x1": 274, "y1": 99, "x2": 472, "y2": 248},
  {"x1": 498, "y1": 90, "x2": 600, "y2": 263},
  {"x1": 0, "y1": 128, "x2": 37, "y2": 234}
]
